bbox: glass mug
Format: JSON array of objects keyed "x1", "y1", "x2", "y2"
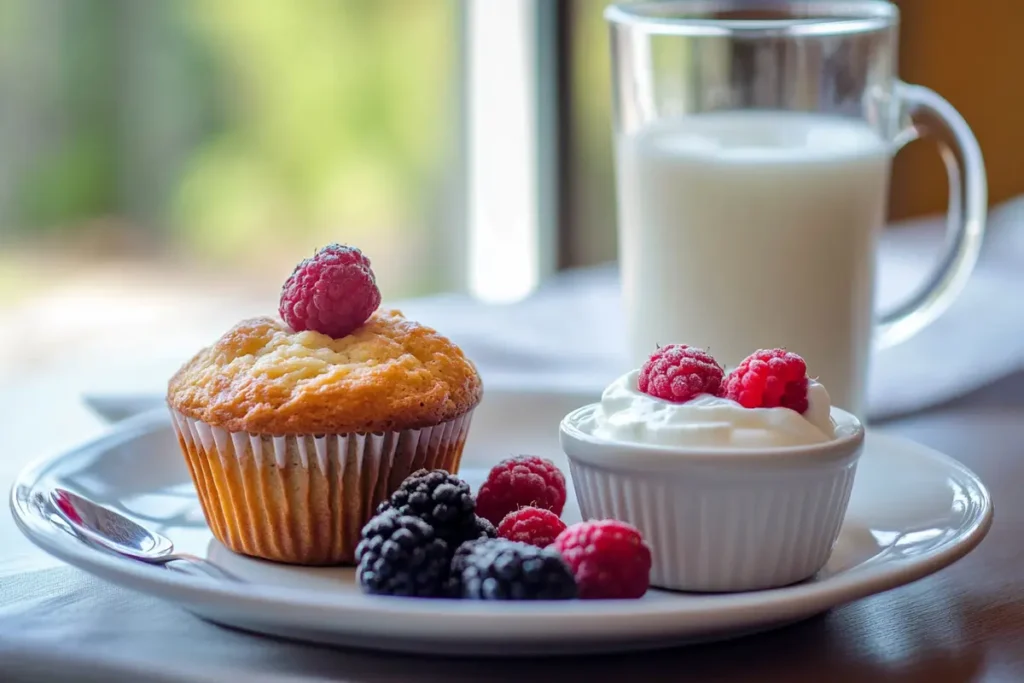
[{"x1": 607, "y1": 0, "x2": 986, "y2": 417}]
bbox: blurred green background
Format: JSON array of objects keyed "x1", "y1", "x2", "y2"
[{"x1": 0, "y1": 0, "x2": 459, "y2": 301}]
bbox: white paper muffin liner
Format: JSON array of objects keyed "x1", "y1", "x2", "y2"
[
  {"x1": 567, "y1": 459, "x2": 859, "y2": 592},
  {"x1": 169, "y1": 408, "x2": 474, "y2": 565}
]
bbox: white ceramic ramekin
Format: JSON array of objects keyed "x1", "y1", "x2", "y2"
[{"x1": 559, "y1": 404, "x2": 864, "y2": 593}]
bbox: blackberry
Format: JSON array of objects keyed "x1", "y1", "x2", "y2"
[
  {"x1": 472, "y1": 515, "x2": 497, "y2": 540},
  {"x1": 356, "y1": 510, "x2": 450, "y2": 597},
  {"x1": 448, "y1": 538, "x2": 578, "y2": 600},
  {"x1": 377, "y1": 469, "x2": 479, "y2": 548}
]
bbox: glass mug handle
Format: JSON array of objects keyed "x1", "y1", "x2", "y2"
[{"x1": 876, "y1": 82, "x2": 988, "y2": 349}]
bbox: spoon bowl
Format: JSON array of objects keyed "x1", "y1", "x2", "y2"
[{"x1": 49, "y1": 487, "x2": 241, "y2": 581}]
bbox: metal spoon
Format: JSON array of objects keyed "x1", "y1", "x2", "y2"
[{"x1": 48, "y1": 487, "x2": 243, "y2": 582}]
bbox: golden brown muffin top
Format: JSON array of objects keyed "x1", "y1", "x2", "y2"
[{"x1": 167, "y1": 309, "x2": 482, "y2": 435}]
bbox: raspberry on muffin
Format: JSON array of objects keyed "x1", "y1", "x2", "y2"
[{"x1": 279, "y1": 243, "x2": 381, "y2": 339}]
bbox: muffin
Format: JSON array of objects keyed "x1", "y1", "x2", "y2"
[{"x1": 166, "y1": 245, "x2": 482, "y2": 565}]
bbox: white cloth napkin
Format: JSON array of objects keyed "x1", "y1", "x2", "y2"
[
  {"x1": 393, "y1": 195, "x2": 1024, "y2": 419},
  {"x1": 59, "y1": 193, "x2": 1024, "y2": 422}
]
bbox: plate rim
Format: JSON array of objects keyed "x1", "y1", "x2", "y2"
[{"x1": 10, "y1": 402, "x2": 994, "y2": 638}]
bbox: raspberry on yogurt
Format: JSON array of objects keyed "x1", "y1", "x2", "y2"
[
  {"x1": 637, "y1": 344, "x2": 724, "y2": 403},
  {"x1": 721, "y1": 348, "x2": 809, "y2": 413}
]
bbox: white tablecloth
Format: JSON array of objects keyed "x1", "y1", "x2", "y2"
[{"x1": 3, "y1": 197, "x2": 1024, "y2": 681}]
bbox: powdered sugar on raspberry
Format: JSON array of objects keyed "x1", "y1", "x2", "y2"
[{"x1": 637, "y1": 344, "x2": 724, "y2": 403}]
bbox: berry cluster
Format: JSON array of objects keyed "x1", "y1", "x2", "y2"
[
  {"x1": 356, "y1": 456, "x2": 653, "y2": 601},
  {"x1": 638, "y1": 344, "x2": 811, "y2": 413}
]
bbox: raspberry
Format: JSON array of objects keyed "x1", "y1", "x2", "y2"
[
  {"x1": 448, "y1": 538, "x2": 577, "y2": 600},
  {"x1": 553, "y1": 520, "x2": 652, "y2": 599},
  {"x1": 475, "y1": 456, "x2": 566, "y2": 526},
  {"x1": 376, "y1": 469, "x2": 479, "y2": 550},
  {"x1": 637, "y1": 344, "x2": 724, "y2": 403},
  {"x1": 721, "y1": 348, "x2": 809, "y2": 413},
  {"x1": 355, "y1": 510, "x2": 450, "y2": 597},
  {"x1": 279, "y1": 243, "x2": 381, "y2": 338},
  {"x1": 497, "y1": 507, "x2": 567, "y2": 548}
]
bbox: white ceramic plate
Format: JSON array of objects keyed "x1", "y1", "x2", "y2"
[{"x1": 11, "y1": 390, "x2": 992, "y2": 655}]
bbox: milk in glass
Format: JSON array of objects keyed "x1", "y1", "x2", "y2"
[{"x1": 616, "y1": 111, "x2": 892, "y2": 414}]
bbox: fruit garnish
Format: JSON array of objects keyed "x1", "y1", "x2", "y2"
[
  {"x1": 475, "y1": 456, "x2": 566, "y2": 526},
  {"x1": 447, "y1": 538, "x2": 577, "y2": 600},
  {"x1": 720, "y1": 348, "x2": 809, "y2": 412},
  {"x1": 375, "y1": 469, "x2": 481, "y2": 549},
  {"x1": 496, "y1": 506, "x2": 567, "y2": 548},
  {"x1": 355, "y1": 510, "x2": 450, "y2": 597},
  {"x1": 279, "y1": 243, "x2": 381, "y2": 338},
  {"x1": 637, "y1": 344, "x2": 723, "y2": 403},
  {"x1": 553, "y1": 520, "x2": 652, "y2": 600}
]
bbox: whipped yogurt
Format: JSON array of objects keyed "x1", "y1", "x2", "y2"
[{"x1": 585, "y1": 370, "x2": 836, "y2": 448}]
